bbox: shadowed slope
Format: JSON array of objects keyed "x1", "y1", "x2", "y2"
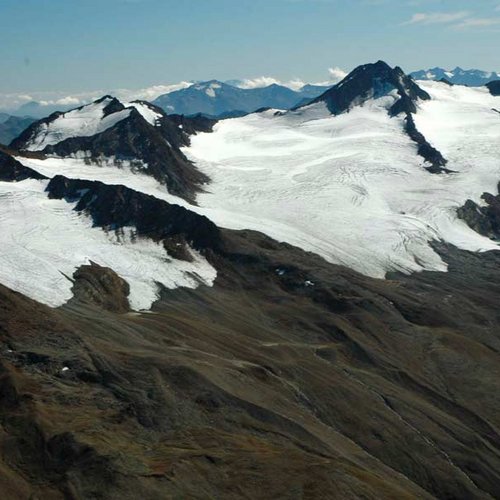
[{"x1": 0, "y1": 225, "x2": 499, "y2": 498}]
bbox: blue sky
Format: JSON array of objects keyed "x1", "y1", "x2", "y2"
[{"x1": 0, "y1": 0, "x2": 499, "y2": 97}]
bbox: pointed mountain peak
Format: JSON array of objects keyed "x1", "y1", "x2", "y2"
[
  {"x1": 94, "y1": 95, "x2": 116, "y2": 104},
  {"x1": 308, "y1": 60, "x2": 430, "y2": 116},
  {"x1": 10, "y1": 96, "x2": 133, "y2": 151}
]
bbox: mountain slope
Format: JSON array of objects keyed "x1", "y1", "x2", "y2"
[
  {"x1": 2, "y1": 61, "x2": 500, "y2": 498},
  {"x1": 181, "y1": 63, "x2": 499, "y2": 277},
  {"x1": 153, "y1": 80, "x2": 329, "y2": 116},
  {"x1": 10, "y1": 97, "x2": 211, "y2": 201},
  {"x1": 411, "y1": 67, "x2": 500, "y2": 87},
  {"x1": 14, "y1": 63, "x2": 500, "y2": 283},
  {"x1": 308, "y1": 60, "x2": 430, "y2": 116},
  {"x1": 304, "y1": 61, "x2": 448, "y2": 172},
  {"x1": 1, "y1": 170, "x2": 500, "y2": 497},
  {"x1": 0, "y1": 115, "x2": 36, "y2": 145},
  {"x1": 0, "y1": 150, "x2": 217, "y2": 310}
]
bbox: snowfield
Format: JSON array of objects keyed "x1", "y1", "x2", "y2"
[
  {"x1": 0, "y1": 178, "x2": 216, "y2": 310},
  {"x1": 183, "y1": 85, "x2": 500, "y2": 277},
  {"x1": 6, "y1": 81, "x2": 500, "y2": 309}
]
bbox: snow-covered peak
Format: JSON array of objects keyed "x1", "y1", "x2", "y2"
[
  {"x1": 11, "y1": 96, "x2": 173, "y2": 151},
  {"x1": 14, "y1": 96, "x2": 133, "y2": 151},
  {"x1": 126, "y1": 100, "x2": 164, "y2": 126},
  {"x1": 411, "y1": 67, "x2": 500, "y2": 87}
]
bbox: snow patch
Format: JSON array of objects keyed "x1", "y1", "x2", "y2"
[{"x1": 126, "y1": 102, "x2": 163, "y2": 126}]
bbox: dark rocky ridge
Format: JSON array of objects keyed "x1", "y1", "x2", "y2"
[
  {"x1": 0, "y1": 149, "x2": 46, "y2": 182},
  {"x1": 439, "y1": 77, "x2": 454, "y2": 86},
  {"x1": 46, "y1": 175, "x2": 222, "y2": 252},
  {"x1": 305, "y1": 61, "x2": 450, "y2": 174},
  {"x1": 457, "y1": 183, "x2": 500, "y2": 239},
  {"x1": 404, "y1": 114, "x2": 451, "y2": 174},
  {"x1": 307, "y1": 60, "x2": 430, "y2": 116},
  {"x1": 486, "y1": 81, "x2": 500, "y2": 96},
  {"x1": 168, "y1": 112, "x2": 217, "y2": 135}
]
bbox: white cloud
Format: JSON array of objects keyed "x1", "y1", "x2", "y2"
[
  {"x1": 234, "y1": 67, "x2": 346, "y2": 92},
  {"x1": 235, "y1": 77, "x2": 307, "y2": 91},
  {"x1": 0, "y1": 68, "x2": 348, "y2": 114},
  {"x1": 403, "y1": 11, "x2": 469, "y2": 25},
  {"x1": 54, "y1": 96, "x2": 82, "y2": 106},
  {"x1": 0, "y1": 82, "x2": 194, "y2": 113},
  {"x1": 236, "y1": 77, "x2": 282, "y2": 89},
  {"x1": 114, "y1": 82, "x2": 193, "y2": 101},
  {"x1": 328, "y1": 66, "x2": 348, "y2": 83},
  {"x1": 453, "y1": 17, "x2": 500, "y2": 29}
]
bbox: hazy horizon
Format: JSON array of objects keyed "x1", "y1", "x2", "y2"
[{"x1": 2, "y1": 0, "x2": 499, "y2": 92}]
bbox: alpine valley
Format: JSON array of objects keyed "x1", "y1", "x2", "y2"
[{"x1": 1, "y1": 61, "x2": 500, "y2": 499}]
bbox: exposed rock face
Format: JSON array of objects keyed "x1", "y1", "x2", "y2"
[
  {"x1": 45, "y1": 109, "x2": 208, "y2": 201},
  {"x1": 308, "y1": 60, "x2": 430, "y2": 116},
  {"x1": 168, "y1": 113, "x2": 217, "y2": 135},
  {"x1": 457, "y1": 183, "x2": 500, "y2": 239},
  {"x1": 486, "y1": 80, "x2": 500, "y2": 96},
  {"x1": 0, "y1": 149, "x2": 46, "y2": 182},
  {"x1": 404, "y1": 114, "x2": 451, "y2": 174},
  {"x1": 70, "y1": 262, "x2": 130, "y2": 313},
  {"x1": 46, "y1": 175, "x2": 222, "y2": 252},
  {"x1": 439, "y1": 77, "x2": 454, "y2": 86}
]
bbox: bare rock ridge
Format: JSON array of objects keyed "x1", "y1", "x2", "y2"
[
  {"x1": 0, "y1": 148, "x2": 46, "y2": 182},
  {"x1": 306, "y1": 60, "x2": 449, "y2": 173},
  {"x1": 457, "y1": 183, "x2": 500, "y2": 240},
  {"x1": 46, "y1": 175, "x2": 222, "y2": 253},
  {"x1": 70, "y1": 262, "x2": 131, "y2": 313},
  {"x1": 487, "y1": 80, "x2": 500, "y2": 96},
  {"x1": 308, "y1": 60, "x2": 429, "y2": 115}
]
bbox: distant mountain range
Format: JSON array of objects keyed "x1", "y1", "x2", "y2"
[
  {"x1": 0, "y1": 115, "x2": 36, "y2": 145},
  {"x1": 410, "y1": 67, "x2": 500, "y2": 86},
  {"x1": 152, "y1": 80, "x2": 330, "y2": 117},
  {"x1": 4, "y1": 67, "x2": 500, "y2": 122}
]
